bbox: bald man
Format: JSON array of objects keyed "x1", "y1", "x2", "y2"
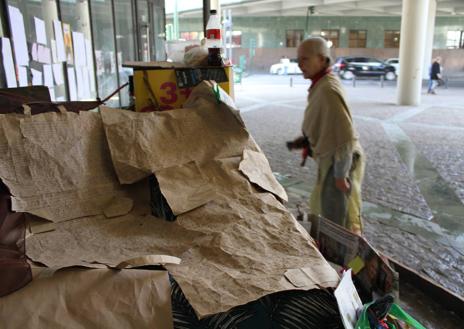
[{"x1": 291, "y1": 37, "x2": 365, "y2": 235}]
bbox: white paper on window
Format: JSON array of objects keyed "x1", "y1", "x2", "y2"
[
  {"x1": 0, "y1": 38, "x2": 18, "y2": 88},
  {"x1": 72, "y1": 32, "x2": 87, "y2": 67},
  {"x1": 38, "y1": 45, "x2": 52, "y2": 64},
  {"x1": 43, "y1": 64, "x2": 54, "y2": 88},
  {"x1": 51, "y1": 39, "x2": 58, "y2": 63},
  {"x1": 67, "y1": 67, "x2": 78, "y2": 101},
  {"x1": 34, "y1": 17, "x2": 47, "y2": 45},
  {"x1": 31, "y1": 43, "x2": 39, "y2": 61},
  {"x1": 49, "y1": 87, "x2": 56, "y2": 101},
  {"x1": 8, "y1": 6, "x2": 29, "y2": 66},
  {"x1": 31, "y1": 68, "x2": 43, "y2": 86},
  {"x1": 52, "y1": 63, "x2": 64, "y2": 85},
  {"x1": 18, "y1": 66, "x2": 28, "y2": 87},
  {"x1": 53, "y1": 20, "x2": 66, "y2": 62},
  {"x1": 85, "y1": 39, "x2": 96, "y2": 92}
]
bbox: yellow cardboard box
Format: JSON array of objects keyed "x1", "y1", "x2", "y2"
[{"x1": 126, "y1": 62, "x2": 234, "y2": 112}]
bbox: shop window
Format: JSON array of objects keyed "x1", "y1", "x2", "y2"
[
  {"x1": 384, "y1": 30, "x2": 400, "y2": 48},
  {"x1": 59, "y1": 0, "x2": 97, "y2": 101},
  {"x1": 164, "y1": 0, "x2": 201, "y2": 60},
  {"x1": 321, "y1": 29, "x2": 339, "y2": 48},
  {"x1": 90, "y1": 0, "x2": 119, "y2": 107},
  {"x1": 349, "y1": 30, "x2": 367, "y2": 48},
  {"x1": 114, "y1": 0, "x2": 136, "y2": 107},
  {"x1": 137, "y1": 0, "x2": 166, "y2": 62},
  {"x1": 446, "y1": 30, "x2": 464, "y2": 49},
  {"x1": 286, "y1": 30, "x2": 304, "y2": 48},
  {"x1": 5, "y1": 0, "x2": 68, "y2": 100}
]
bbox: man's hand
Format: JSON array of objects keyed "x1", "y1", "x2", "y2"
[{"x1": 335, "y1": 178, "x2": 351, "y2": 193}]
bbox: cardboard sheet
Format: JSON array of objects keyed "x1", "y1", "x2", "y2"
[
  {"x1": 0, "y1": 268, "x2": 173, "y2": 329},
  {"x1": 0, "y1": 111, "x2": 126, "y2": 222},
  {"x1": 12, "y1": 82, "x2": 339, "y2": 319}
]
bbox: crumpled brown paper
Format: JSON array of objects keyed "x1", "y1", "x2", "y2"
[
  {"x1": 11, "y1": 81, "x2": 339, "y2": 319},
  {"x1": 0, "y1": 268, "x2": 173, "y2": 329},
  {"x1": 0, "y1": 111, "x2": 125, "y2": 222},
  {"x1": 239, "y1": 149, "x2": 288, "y2": 202}
]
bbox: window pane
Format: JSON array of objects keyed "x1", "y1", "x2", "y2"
[
  {"x1": 136, "y1": 0, "x2": 150, "y2": 61},
  {"x1": 114, "y1": 0, "x2": 135, "y2": 107},
  {"x1": 90, "y1": 0, "x2": 119, "y2": 107},
  {"x1": 6, "y1": 0, "x2": 67, "y2": 100},
  {"x1": 384, "y1": 30, "x2": 400, "y2": 48},
  {"x1": 286, "y1": 30, "x2": 303, "y2": 47},
  {"x1": 59, "y1": 0, "x2": 97, "y2": 101},
  {"x1": 165, "y1": 0, "x2": 202, "y2": 42},
  {"x1": 165, "y1": 0, "x2": 201, "y2": 61}
]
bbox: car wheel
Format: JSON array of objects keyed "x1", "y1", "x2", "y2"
[
  {"x1": 342, "y1": 71, "x2": 354, "y2": 80},
  {"x1": 276, "y1": 68, "x2": 283, "y2": 75},
  {"x1": 385, "y1": 71, "x2": 396, "y2": 81}
]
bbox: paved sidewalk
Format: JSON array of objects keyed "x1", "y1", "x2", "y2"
[{"x1": 236, "y1": 75, "x2": 464, "y2": 298}]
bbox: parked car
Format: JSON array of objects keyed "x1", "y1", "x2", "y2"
[
  {"x1": 333, "y1": 56, "x2": 397, "y2": 80},
  {"x1": 270, "y1": 58, "x2": 302, "y2": 75},
  {"x1": 385, "y1": 58, "x2": 400, "y2": 75}
]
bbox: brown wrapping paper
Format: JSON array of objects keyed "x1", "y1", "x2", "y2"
[
  {"x1": 0, "y1": 111, "x2": 125, "y2": 222},
  {"x1": 239, "y1": 149, "x2": 288, "y2": 202},
  {"x1": 0, "y1": 268, "x2": 173, "y2": 329},
  {"x1": 4, "y1": 82, "x2": 339, "y2": 319},
  {"x1": 99, "y1": 97, "x2": 249, "y2": 184}
]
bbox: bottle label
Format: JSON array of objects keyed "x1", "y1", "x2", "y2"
[{"x1": 206, "y1": 29, "x2": 221, "y2": 40}]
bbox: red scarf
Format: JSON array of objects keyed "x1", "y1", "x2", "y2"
[{"x1": 309, "y1": 67, "x2": 332, "y2": 91}]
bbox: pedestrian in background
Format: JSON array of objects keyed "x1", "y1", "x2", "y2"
[
  {"x1": 427, "y1": 56, "x2": 442, "y2": 95},
  {"x1": 288, "y1": 37, "x2": 365, "y2": 235}
]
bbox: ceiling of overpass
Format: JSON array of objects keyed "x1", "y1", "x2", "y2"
[{"x1": 166, "y1": 0, "x2": 464, "y2": 17}]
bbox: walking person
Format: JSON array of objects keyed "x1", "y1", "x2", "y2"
[
  {"x1": 288, "y1": 37, "x2": 365, "y2": 235},
  {"x1": 427, "y1": 57, "x2": 442, "y2": 95}
]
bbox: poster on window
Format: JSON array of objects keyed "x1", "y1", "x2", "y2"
[{"x1": 62, "y1": 23, "x2": 74, "y2": 65}]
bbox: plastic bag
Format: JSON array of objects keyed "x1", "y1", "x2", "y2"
[{"x1": 355, "y1": 302, "x2": 426, "y2": 329}]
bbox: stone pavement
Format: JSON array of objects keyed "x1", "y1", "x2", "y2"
[{"x1": 235, "y1": 75, "x2": 464, "y2": 297}]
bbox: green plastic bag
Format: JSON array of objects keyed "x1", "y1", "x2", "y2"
[{"x1": 355, "y1": 302, "x2": 427, "y2": 329}]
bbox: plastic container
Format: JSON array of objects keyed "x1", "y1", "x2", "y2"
[{"x1": 206, "y1": 10, "x2": 223, "y2": 66}]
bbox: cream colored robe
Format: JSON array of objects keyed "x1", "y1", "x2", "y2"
[{"x1": 302, "y1": 73, "x2": 365, "y2": 233}]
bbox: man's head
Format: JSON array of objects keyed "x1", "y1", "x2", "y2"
[
  {"x1": 297, "y1": 37, "x2": 331, "y2": 80},
  {"x1": 435, "y1": 56, "x2": 442, "y2": 63}
]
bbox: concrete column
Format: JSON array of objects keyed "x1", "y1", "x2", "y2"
[
  {"x1": 397, "y1": 0, "x2": 430, "y2": 106},
  {"x1": 423, "y1": 0, "x2": 437, "y2": 79}
]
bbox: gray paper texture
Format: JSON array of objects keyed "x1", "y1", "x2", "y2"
[
  {"x1": 7, "y1": 82, "x2": 339, "y2": 319},
  {"x1": 0, "y1": 268, "x2": 173, "y2": 329}
]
